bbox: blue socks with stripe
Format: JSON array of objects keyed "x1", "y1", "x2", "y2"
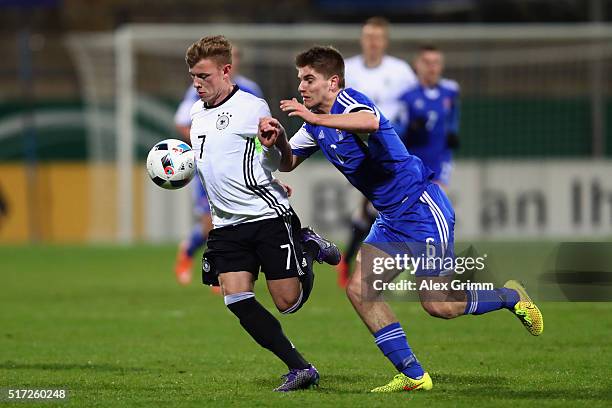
[
  {"x1": 464, "y1": 288, "x2": 519, "y2": 315},
  {"x1": 374, "y1": 322, "x2": 424, "y2": 379}
]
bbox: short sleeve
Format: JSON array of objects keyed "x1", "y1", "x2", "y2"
[
  {"x1": 337, "y1": 90, "x2": 380, "y2": 120},
  {"x1": 240, "y1": 98, "x2": 272, "y2": 136},
  {"x1": 290, "y1": 125, "x2": 320, "y2": 158},
  {"x1": 255, "y1": 100, "x2": 272, "y2": 119}
]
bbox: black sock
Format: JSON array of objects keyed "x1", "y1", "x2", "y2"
[{"x1": 226, "y1": 297, "x2": 309, "y2": 369}]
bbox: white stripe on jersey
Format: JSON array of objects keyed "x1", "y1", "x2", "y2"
[
  {"x1": 340, "y1": 90, "x2": 359, "y2": 105},
  {"x1": 337, "y1": 90, "x2": 378, "y2": 119},
  {"x1": 243, "y1": 138, "x2": 289, "y2": 217},
  {"x1": 337, "y1": 92, "x2": 352, "y2": 107}
]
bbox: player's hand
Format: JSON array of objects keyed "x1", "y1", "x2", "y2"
[
  {"x1": 280, "y1": 98, "x2": 318, "y2": 124},
  {"x1": 258, "y1": 117, "x2": 280, "y2": 148},
  {"x1": 272, "y1": 178, "x2": 293, "y2": 197}
]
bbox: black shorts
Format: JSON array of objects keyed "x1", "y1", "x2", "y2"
[{"x1": 202, "y1": 211, "x2": 308, "y2": 285}]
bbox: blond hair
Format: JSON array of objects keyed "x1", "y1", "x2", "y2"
[{"x1": 185, "y1": 35, "x2": 232, "y2": 68}]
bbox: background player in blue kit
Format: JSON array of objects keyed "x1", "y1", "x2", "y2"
[
  {"x1": 399, "y1": 45, "x2": 460, "y2": 188},
  {"x1": 258, "y1": 45, "x2": 543, "y2": 393},
  {"x1": 174, "y1": 45, "x2": 264, "y2": 285}
]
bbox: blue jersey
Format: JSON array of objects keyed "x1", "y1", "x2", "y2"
[
  {"x1": 290, "y1": 88, "x2": 433, "y2": 218},
  {"x1": 399, "y1": 79, "x2": 460, "y2": 181}
]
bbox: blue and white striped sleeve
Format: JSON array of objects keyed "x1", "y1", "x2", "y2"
[
  {"x1": 289, "y1": 125, "x2": 319, "y2": 158},
  {"x1": 336, "y1": 90, "x2": 380, "y2": 120}
]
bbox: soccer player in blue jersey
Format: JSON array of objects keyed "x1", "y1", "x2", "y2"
[
  {"x1": 259, "y1": 46, "x2": 543, "y2": 393},
  {"x1": 174, "y1": 44, "x2": 264, "y2": 285},
  {"x1": 399, "y1": 45, "x2": 459, "y2": 188}
]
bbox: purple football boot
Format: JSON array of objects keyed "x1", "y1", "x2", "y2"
[
  {"x1": 274, "y1": 365, "x2": 320, "y2": 392},
  {"x1": 300, "y1": 227, "x2": 341, "y2": 265}
]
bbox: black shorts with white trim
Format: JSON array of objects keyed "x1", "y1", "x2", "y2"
[{"x1": 202, "y1": 210, "x2": 308, "y2": 285}]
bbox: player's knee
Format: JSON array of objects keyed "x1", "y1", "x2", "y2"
[
  {"x1": 274, "y1": 299, "x2": 294, "y2": 313},
  {"x1": 273, "y1": 292, "x2": 301, "y2": 314},
  {"x1": 345, "y1": 276, "x2": 362, "y2": 303},
  {"x1": 421, "y1": 301, "x2": 457, "y2": 319}
]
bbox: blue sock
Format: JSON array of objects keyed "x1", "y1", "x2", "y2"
[
  {"x1": 374, "y1": 322, "x2": 424, "y2": 379},
  {"x1": 186, "y1": 226, "x2": 207, "y2": 257},
  {"x1": 464, "y1": 288, "x2": 520, "y2": 315}
]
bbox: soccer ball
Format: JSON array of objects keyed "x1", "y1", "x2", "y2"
[{"x1": 146, "y1": 139, "x2": 196, "y2": 190}]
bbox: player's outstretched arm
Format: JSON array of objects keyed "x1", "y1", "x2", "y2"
[
  {"x1": 258, "y1": 117, "x2": 304, "y2": 172},
  {"x1": 280, "y1": 98, "x2": 379, "y2": 134},
  {"x1": 313, "y1": 111, "x2": 379, "y2": 135}
]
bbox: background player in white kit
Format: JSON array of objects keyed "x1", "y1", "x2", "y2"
[
  {"x1": 345, "y1": 17, "x2": 416, "y2": 132},
  {"x1": 338, "y1": 17, "x2": 418, "y2": 287},
  {"x1": 185, "y1": 35, "x2": 339, "y2": 392}
]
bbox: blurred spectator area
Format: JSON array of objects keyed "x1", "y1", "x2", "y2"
[
  {"x1": 0, "y1": 0, "x2": 612, "y2": 162},
  {"x1": 0, "y1": 0, "x2": 611, "y2": 243}
]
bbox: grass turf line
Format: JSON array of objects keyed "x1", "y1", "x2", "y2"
[{"x1": 1, "y1": 244, "x2": 611, "y2": 407}]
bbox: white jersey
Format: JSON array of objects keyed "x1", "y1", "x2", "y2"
[
  {"x1": 189, "y1": 87, "x2": 290, "y2": 228},
  {"x1": 344, "y1": 55, "x2": 417, "y2": 124}
]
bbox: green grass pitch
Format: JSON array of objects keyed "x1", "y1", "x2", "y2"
[{"x1": 1, "y1": 244, "x2": 611, "y2": 407}]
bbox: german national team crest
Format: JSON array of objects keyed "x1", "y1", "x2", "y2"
[{"x1": 216, "y1": 112, "x2": 232, "y2": 130}]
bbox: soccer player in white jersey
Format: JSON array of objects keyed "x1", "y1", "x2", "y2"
[
  {"x1": 174, "y1": 45, "x2": 264, "y2": 286},
  {"x1": 184, "y1": 35, "x2": 340, "y2": 392},
  {"x1": 345, "y1": 17, "x2": 417, "y2": 132},
  {"x1": 339, "y1": 17, "x2": 418, "y2": 287}
]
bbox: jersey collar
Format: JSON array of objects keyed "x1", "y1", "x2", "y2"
[{"x1": 204, "y1": 85, "x2": 239, "y2": 109}]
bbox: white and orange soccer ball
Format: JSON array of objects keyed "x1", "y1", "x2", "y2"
[{"x1": 146, "y1": 139, "x2": 196, "y2": 190}]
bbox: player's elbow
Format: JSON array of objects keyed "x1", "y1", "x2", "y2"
[{"x1": 363, "y1": 115, "x2": 379, "y2": 133}]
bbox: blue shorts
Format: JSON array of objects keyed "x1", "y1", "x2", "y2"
[
  {"x1": 191, "y1": 178, "x2": 211, "y2": 216},
  {"x1": 364, "y1": 183, "x2": 455, "y2": 277}
]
